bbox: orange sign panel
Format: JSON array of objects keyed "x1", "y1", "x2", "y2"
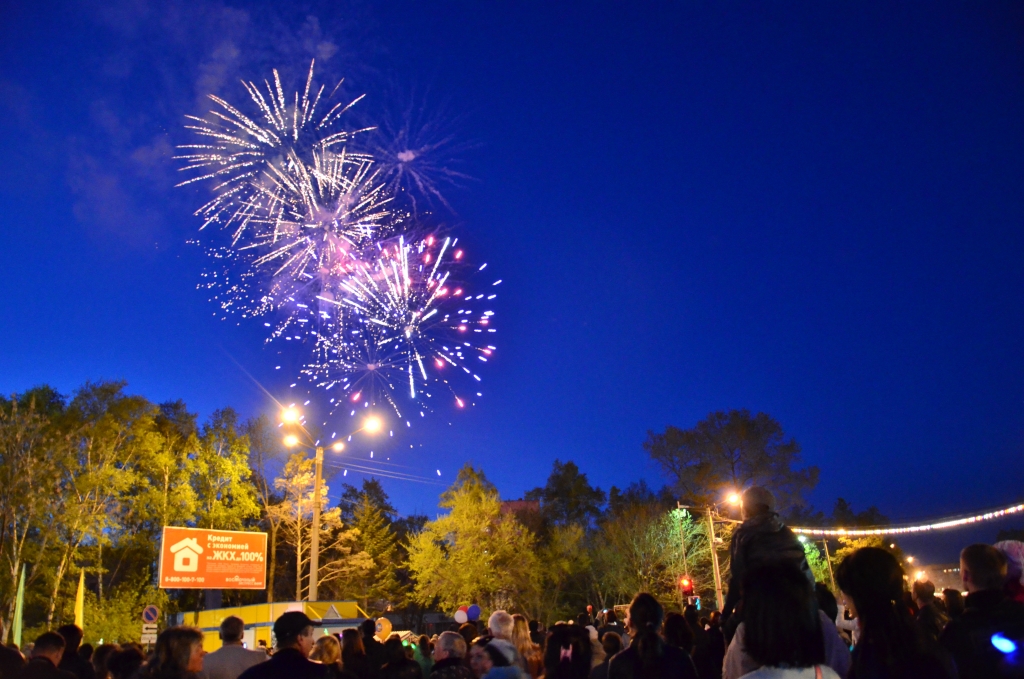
[{"x1": 158, "y1": 527, "x2": 267, "y2": 590}]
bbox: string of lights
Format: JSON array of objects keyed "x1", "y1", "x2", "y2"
[{"x1": 790, "y1": 502, "x2": 1024, "y2": 537}]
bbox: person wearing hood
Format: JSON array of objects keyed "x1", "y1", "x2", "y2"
[
  {"x1": 721, "y1": 486, "x2": 812, "y2": 638},
  {"x1": 478, "y1": 640, "x2": 527, "y2": 679}
]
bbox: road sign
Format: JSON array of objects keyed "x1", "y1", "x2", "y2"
[
  {"x1": 157, "y1": 527, "x2": 268, "y2": 590},
  {"x1": 140, "y1": 623, "x2": 158, "y2": 645},
  {"x1": 142, "y1": 605, "x2": 160, "y2": 624}
]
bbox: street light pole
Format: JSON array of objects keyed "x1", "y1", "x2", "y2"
[
  {"x1": 309, "y1": 445, "x2": 324, "y2": 602},
  {"x1": 706, "y1": 507, "x2": 725, "y2": 610},
  {"x1": 282, "y1": 407, "x2": 383, "y2": 603}
]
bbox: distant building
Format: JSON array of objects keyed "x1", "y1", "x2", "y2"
[
  {"x1": 501, "y1": 499, "x2": 540, "y2": 515},
  {"x1": 918, "y1": 563, "x2": 962, "y2": 592}
]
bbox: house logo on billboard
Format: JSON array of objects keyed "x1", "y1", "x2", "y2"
[{"x1": 169, "y1": 537, "x2": 204, "y2": 572}]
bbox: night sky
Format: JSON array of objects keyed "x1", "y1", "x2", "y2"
[{"x1": 2, "y1": 1, "x2": 1023, "y2": 562}]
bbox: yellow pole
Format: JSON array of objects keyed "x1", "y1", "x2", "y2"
[{"x1": 74, "y1": 569, "x2": 85, "y2": 629}]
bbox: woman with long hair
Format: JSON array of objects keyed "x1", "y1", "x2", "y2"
[
  {"x1": 381, "y1": 636, "x2": 423, "y2": 679},
  {"x1": 607, "y1": 593, "x2": 697, "y2": 679},
  {"x1": 539, "y1": 623, "x2": 590, "y2": 679},
  {"x1": 141, "y1": 627, "x2": 205, "y2": 679},
  {"x1": 92, "y1": 643, "x2": 120, "y2": 679},
  {"x1": 836, "y1": 547, "x2": 955, "y2": 679},
  {"x1": 723, "y1": 562, "x2": 836, "y2": 679},
  {"x1": 312, "y1": 635, "x2": 356, "y2": 679},
  {"x1": 510, "y1": 614, "x2": 542, "y2": 678},
  {"x1": 341, "y1": 628, "x2": 374, "y2": 679}
]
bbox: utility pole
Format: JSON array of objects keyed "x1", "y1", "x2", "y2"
[
  {"x1": 822, "y1": 538, "x2": 836, "y2": 591},
  {"x1": 706, "y1": 507, "x2": 724, "y2": 610},
  {"x1": 677, "y1": 504, "x2": 690, "y2": 612},
  {"x1": 309, "y1": 445, "x2": 324, "y2": 602},
  {"x1": 677, "y1": 504, "x2": 690, "y2": 576}
]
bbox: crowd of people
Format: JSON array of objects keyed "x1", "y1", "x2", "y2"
[{"x1": 3, "y1": 487, "x2": 1024, "y2": 679}]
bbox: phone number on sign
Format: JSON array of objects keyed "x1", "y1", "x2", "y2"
[{"x1": 162, "y1": 576, "x2": 206, "y2": 584}]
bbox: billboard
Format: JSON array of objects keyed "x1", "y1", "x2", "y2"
[{"x1": 158, "y1": 527, "x2": 267, "y2": 590}]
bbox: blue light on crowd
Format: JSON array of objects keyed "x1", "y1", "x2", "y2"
[{"x1": 991, "y1": 633, "x2": 1017, "y2": 654}]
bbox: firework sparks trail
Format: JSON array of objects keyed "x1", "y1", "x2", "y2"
[
  {"x1": 367, "y1": 92, "x2": 476, "y2": 215},
  {"x1": 179, "y1": 62, "x2": 497, "y2": 423},
  {"x1": 303, "y1": 234, "x2": 498, "y2": 420}
]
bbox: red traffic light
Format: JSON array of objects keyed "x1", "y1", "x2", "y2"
[{"x1": 679, "y1": 576, "x2": 694, "y2": 595}]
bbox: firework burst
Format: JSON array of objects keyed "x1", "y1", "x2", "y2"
[
  {"x1": 367, "y1": 92, "x2": 476, "y2": 215},
  {"x1": 304, "y1": 234, "x2": 498, "y2": 421},
  {"x1": 179, "y1": 63, "x2": 497, "y2": 423}
]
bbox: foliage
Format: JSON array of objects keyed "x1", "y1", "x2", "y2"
[
  {"x1": 644, "y1": 409, "x2": 819, "y2": 510},
  {"x1": 408, "y1": 465, "x2": 538, "y2": 612},
  {"x1": 0, "y1": 380, "x2": 906, "y2": 634},
  {"x1": 524, "y1": 460, "x2": 606, "y2": 528},
  {"x1": 341, "y1": 480, "x2": 408, "y2": 614}
]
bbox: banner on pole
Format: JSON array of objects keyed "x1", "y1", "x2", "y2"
[{"x1": 157, "y1": 527, "x2": 267, "y2": 590}]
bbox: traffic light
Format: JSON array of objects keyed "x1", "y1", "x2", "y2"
[{"x1": 679, "y1": 576, "x2": 694, "y2": 597}]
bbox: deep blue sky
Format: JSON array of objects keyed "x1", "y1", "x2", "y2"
[{"x1": 2, "y1": 1, "x2": 1023, "y2": 561}]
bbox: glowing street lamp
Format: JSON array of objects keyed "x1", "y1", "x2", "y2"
[
  {"x1": 280, "y1": 405, "x2": 382, "y2": 601},
  {"x1": 727, "y1": 492, "x2": 741, "y2": 506},
  {"x1": 363, "y1": 415, "x2": 384, "y2": 434}
]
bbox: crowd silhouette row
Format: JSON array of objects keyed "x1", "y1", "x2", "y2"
[{"x1": 3, "y1": 487, "x2": 1024, "y2": 679}]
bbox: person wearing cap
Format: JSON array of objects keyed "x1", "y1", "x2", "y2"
[
  {"x1": 237, "y1": 612, "x2": 327, "y2": 679},
  {"x1": 721, "y1": 486, "x2": 812, "y2": 637}
]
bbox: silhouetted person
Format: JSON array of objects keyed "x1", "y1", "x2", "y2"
[
  {"x1": 16, "y1": 633, "x2": 77, "y2": 679},
  {"x1": 940, "y1": 544, "x2": 1024, "y2": 679},
  {"x1": 722, "y1": 487, "x2": 811, "y2": 640}
]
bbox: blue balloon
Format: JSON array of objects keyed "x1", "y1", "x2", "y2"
[{"x1": 467, "y1": 604, "x2": 481, "y2": 621}]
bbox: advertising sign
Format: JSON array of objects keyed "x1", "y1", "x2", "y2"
[{"x1": 158, "y1": 527, "x2": 267, "y2": 590}]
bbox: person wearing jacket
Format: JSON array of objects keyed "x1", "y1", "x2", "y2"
[
  {"x1": 429, "y1": 633, "x2": 473, "y2": 679},
  {"x1": 14, "y1": 633, "x2": 76, "y2": 679},
  {"x1": 237, "y1": 612, "x2": 327, "y2": 679},
  {"x1": 940, "y1": 543, "x2": 1024, "y2": 679},
  {"x1": 721, "y1": 487, "x2": 812, "y2": 638}
]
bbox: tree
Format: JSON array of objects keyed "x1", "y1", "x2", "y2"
[
  {"x1": 339, "y1": 479, "x2": 396, "y2": 525},
  {"x1": 0, "y1": 388, "x2": 65, "y2": 639},
  {"x1": 525, "y1": 460, "x2": 606, "y2": 528},
  {"x1": 191, "y1": 409, "x2": 259, "y2": 530},
  {"x1": 644, "y1": 409, "x2": 819, "y2": 510},
  {"x1": 350, "y1": 495, "x2": 406, "y2": 614},
  {"x1": 590, "y1": 505, "x2": 714, "y2": 610},
  {"x1": 270, "y1": 453, "x2": 371, "y2": 601},
  {"x1": 244, "y1": 415, "x2": 285, "y2": 603},
  {"x1": 43, "y1": 382, "x2": 154, "y2": 627},
  {"x1": 334, "y1": 479, "x2": 406, "y2": 613},
  {"x1": 408, "y1": 465, "x2": 538, "y2": 612}
]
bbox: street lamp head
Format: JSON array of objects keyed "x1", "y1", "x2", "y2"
[
  {"x1": 283, "y1": 434, "x2": 300, "y2": 448},
  {"x1": 281, "y1": 407, "x2": 300, "y2": 424},
  {"x1": 727, "y1": 492, "x2": 741, "y2": 506},
  {"x1": 906, "y1": 556, "x2": 915, "y2": 564},
  {"x1": 363, "y1": 415, "x2": 384, "y2": 434},
  {"x1": 331, "y1": 441, "x2": 345, "y2": 452}
]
